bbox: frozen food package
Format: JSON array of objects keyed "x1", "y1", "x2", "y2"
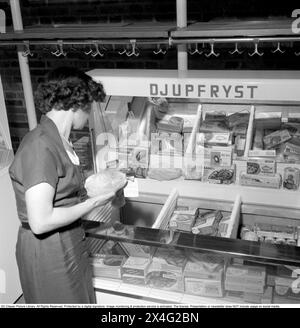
[{"x1": 84, "y1": 169, "x2": 127, "y2": 198}]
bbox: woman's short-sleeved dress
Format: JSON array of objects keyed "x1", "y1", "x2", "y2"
[{"x1": 9, "y1": 115, "x2": 95, "y2": 304}]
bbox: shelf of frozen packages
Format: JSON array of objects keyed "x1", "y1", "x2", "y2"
[
  {"x1": 93, "y1": 276, "x2": 241, "y2": 305},
  {"x1": 171, "y1": 18, "x2": 296, "y2": 38},
  {"x1": 85, "y1": 223, "x2": 300, "y2": 267},
  {"x1": 132, "y1": 178, "x2": 300, "y2": 220}
]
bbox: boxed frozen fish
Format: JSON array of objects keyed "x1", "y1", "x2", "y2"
[
  {"x1": 184, "y1": 252, "x2": 225, "y2": 280},
  {"x1": 240, "y1": 172, "x2": 281, "y2": 189},
  {"x1": 203, "y1": 165, "x2": 236, "y2": 184},
  {"x1": 121, "y1": 256, "x2": 151, "y2": 277},
  {"x1": 234, "y1": 135, "x2": 246, "y2": 157},
  {"x1": 203, "y1": 132, "x2": 231, "y2": 146},
  {"x1": 263, "y1": 129, "x2": 291, "y2": 149},
  {"x1": 225, "y1": 264, "x2": 266, "y2": 294},
  {"x1": 146, "y1": 248, "x2": 187, "y2": 291},
  {"x1": 169, "y1": 208, "x2": 198, "y2": 232},
  {"x1": 227, "y1": 111, "x2": 250, "y2": 128},
  {"x1": 89, "y1": 254, "x2": 127, "y2": 279},
  {"x1": 274, "y1": 277, "x2": 300, "y2": 300},
  {"x1": 185, "y1": 277, "x2": 224, "y2": 298},
  {"x1": 248, "y1": 149, "x2": 276, "y2": 157},
  {"x1": 283, "y1": 167, "x2": 300, "y2": 190},
  {"x1": 191, "y1": 210, "x2": 223, "y2": 236},
  {"x1": 209, "y1": 146, "x2": 233, "y2": 167},
  {"x1": 246, "y1": 158, "x2": 276, "y2": 175},
  {"x1": 156, "y1": 116, "x2": 184, "y2": 133}
]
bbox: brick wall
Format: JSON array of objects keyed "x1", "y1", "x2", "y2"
[{"x1": 0, "y1": 0, "x2": 299, "y2": 151}]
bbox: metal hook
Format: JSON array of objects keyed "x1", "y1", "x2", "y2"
[
  {"x1": 51, "y1": 40, "x2": 67, "y2": 57},
  {"x1": 188, "y1": 43, "x2": 203, "y2": 55},
  {"x1": 272, "y1": 42, "x2": 285, "y2": 54},
  {"x1": 248, "y1": 40, "x2": 264, "y2": 56},
  {"x1": 229, "y1": 42, "x2": 243, "y2": 55},
  {"x1": 22, "y1": 41, "x2": 34, "y2": 57},
  {"x1": 205, "y1": 41, "x2": 220, "y2": 57},
  {"x1": 84, "y1": 45, "x2": 93, "y2": 55},
  {"x1": 118, "y1": 45, "x2": 127, "y2": 55},
  {"x1": 295, "y1": 51, "x2": 300, "y2": 56},
  {"x1": 126, "y1": 40, "x2": 139, "y2": 57},
  {"x1": 91, "y1": 42, "x2": 105, "y2": 57},
  {"x1": 153, "y1": 44, "x2": 167, "y2": 55}
]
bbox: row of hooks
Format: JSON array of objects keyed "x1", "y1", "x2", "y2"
[
  {"x1": 21, "y1": 39, "x2": 169, "y2": 57},
  {"x1": 21, "y1": 39, "x2": 300, "y2": 58},
  {"x1": 189, "y1": 41, "x2": 300, "y2": 57}
]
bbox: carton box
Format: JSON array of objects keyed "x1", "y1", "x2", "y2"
[
  {"x1": 146, "y1": 248, "x2": 187, "y2": 291},
  {"x1": 185, "y1": 277, "x2": 224, "y2": 298},
  {"x1": 246, "y1": 158, "x2": 276, "y2": 175},
  {"x1": 89, "y1": 254, "x2": 127, "y2": 279},
  {"x1": 122, "y1": 256, "x2": 151, "y2": 277}
]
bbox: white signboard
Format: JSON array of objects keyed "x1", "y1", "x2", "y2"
[{"x1": 88, "y1": 69, "x2": 300, "y2": 103}]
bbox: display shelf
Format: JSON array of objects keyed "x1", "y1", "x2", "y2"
[
  {"x1": 93, "y1": 277, "x2": 244, "y2": 305},
  {"x1": 172, "y1": 18, "x2": 295, "y2": 38},
  {"x1": 128, "y1": 178, "x2": 300, "y2": 219},
  {"x1": 85, "y1": 222, "x2": 300, "y2": 267},
  {"x1": 86, "y1": 68, "x2": 300, "y2": 305},
  {"x1": 0, "y1": 22, "x2": 175, "y2": 41}
]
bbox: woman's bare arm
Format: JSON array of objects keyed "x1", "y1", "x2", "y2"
[{"x1": 25, "y1": 182, "x2": 115, "y2": 234}]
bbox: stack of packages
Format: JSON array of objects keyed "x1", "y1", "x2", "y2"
[
  {"x1": 73, "y1": 136, "x2": 93, "y2": 174},
  {"x1": 191, "y1": 210, "x2": 232, "y2": 238},
  {"x1": 246, "y1": 111, "x2": 300, "y2": 190},
  {"x1": 121, "y1": 256, "x2": 152, "y2": 286},
  {"x1": 224, "y1": 261, "x2": 269, "y2": 303},
  {"x1": 251, "y1": 111, "x2": 300, "y2": 161},
  {"x1": 117, "y1": 98, "x2": 151, "y2": 175},
  {"x1": 145, "y1": 248, "x2": 187, "y2": 292},
  {"x1": 168, "y1": 206, "x2": 232, "y2": 238},
  {"x1": 240, "y1": 155, "x2": 282, "y2": 189},
  {"x1": 240, "y1": 223, "x2": 299, "y2": 246},
  {"x1": 148, "y1": 98, "x2": 185, "y2": 180},
  {"x1": 169, "y1": 207, "x2": 199, "y2": 232},
  {"x1": 268, "y1": 265, "x2": 300, "y2": 304},
  {"x1": 196, "y1": 110, "x2": 249, "y2": 184},
  {"x1": 183, "y1": 252, "x2": 225, "y2": 298},
  {"x1": 104, "y1": 97, "x2": 151, "y2": 177},
  {"x1": 88, "y1": 240, "x2": 128, "y2": 280}
]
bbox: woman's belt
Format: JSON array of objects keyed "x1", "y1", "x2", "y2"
[
  {"x1": 20, "y1": 220, "x2": 82, "y2": 234},
  {"x1": 21, "y1": 221, "x2": 31, "y2": 230}
]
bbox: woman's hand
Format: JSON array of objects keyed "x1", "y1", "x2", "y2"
[{"x1": 86, "y1": 191, "x2": 116, "y2": 208}]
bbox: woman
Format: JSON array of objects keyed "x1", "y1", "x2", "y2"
[{"x1": 9, "y1": 67, "x2": 114, "y2": 304}]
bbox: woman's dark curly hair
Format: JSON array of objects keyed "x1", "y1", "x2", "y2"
[{"x1": 34, "y1": 66, "x2": 106, "y2": 114}]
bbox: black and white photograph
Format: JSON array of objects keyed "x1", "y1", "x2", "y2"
[{"x1": 0, "y1": 0, "x2": 300, "y2": 314}]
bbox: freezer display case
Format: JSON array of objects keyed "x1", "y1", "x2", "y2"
[{"x1": 83, "y1": 69, "x2": 300, "y2": 304}]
